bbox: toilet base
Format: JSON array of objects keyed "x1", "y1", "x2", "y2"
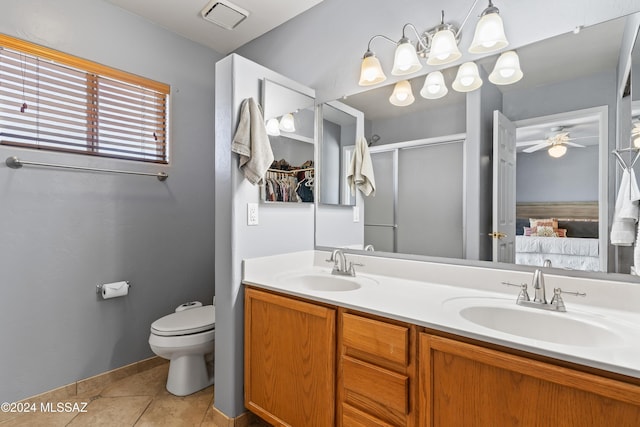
[{"x1": 166, "y1": 353, "x2": 214, "y2": 396}]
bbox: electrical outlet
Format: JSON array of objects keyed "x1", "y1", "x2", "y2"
[
  {"x1": 247, "y1": 203, "x2": 259, "y2": 226},
  {"x1": 353, "y1": 206, "x2": 360, "y2": 222}
]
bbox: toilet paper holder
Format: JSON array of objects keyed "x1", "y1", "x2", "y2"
[{"x1": 96, "y1": 281, "x2": 131, "y2": 294}]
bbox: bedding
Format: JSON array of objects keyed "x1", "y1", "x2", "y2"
[{"x1": 515, "y1": 235, "x2": 600, "y2": 271}]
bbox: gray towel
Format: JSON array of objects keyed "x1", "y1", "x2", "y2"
[{"x1": 232, "y1": 98, "x2": 274, "y2": 185}]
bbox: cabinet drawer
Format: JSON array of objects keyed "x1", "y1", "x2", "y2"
[
  {"x1": 343, "y1": 403, "x2": 394, "y2": 427},
  {"x1": 343, "y1": 312, "x2": 409, "y2": 366},
  {"x1": 343, "y1": 356, "x2": 409, "y2": 415}
]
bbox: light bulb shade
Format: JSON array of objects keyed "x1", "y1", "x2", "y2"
[
  {"x1": 548, "y1": 144, "x2": 567, "y2": 158},
  {"x1": 389, "y1": 80, "x2": 415, "y2": 106},
  {"x1": 489, "y1": 51, "x2": 523, "y2": 85},
  {"x1": 391, "y1": 39, "x2": 423, "y2": 76},
  {"x1": 265, "y1": 118, "x2": 281, "y2": 136},
  {"x1": 426, "y1": 29, "x2": 462, "y2": 66},
  {"x1": 279, "y1": 113, "x2": 295, "y2": 132},
  {"x1": 633, "y1": 124, "x2": 640, "y2": 148},
  {"x1": 452, "y1": 62, "x2": 483, "y2": 92},
  {"x1": 469, "y1": 11, "x2": 509, "y2": 54},
  {"x1": 359, "y1": 52, "x2": 387, "y2": 86},
  {"x1": 420, "y1": 71, "x2": 448, "y2": 99}
]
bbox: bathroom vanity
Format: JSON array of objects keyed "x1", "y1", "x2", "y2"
[{"x1": 243, "y1": 251, "x2": 640, "y2": 426}]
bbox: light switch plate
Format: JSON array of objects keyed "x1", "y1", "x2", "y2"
[
  {"x1": 247, "y1": 203, "x2": 259, "y2": 226},
  {"x1": 353, "y1": 206, "x2": 360, "y2": 222}
]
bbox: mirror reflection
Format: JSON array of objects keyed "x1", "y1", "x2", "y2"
[
  {"x1": 261, "y1": 79, "x2": 315, "y2": 203},
  {"x1": 318, "y1": 13, "x2": 640, "y2": 275}
]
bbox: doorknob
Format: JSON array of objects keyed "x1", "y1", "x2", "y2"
[{"x1": 489, "y1": 231, "x2": 507, "y2": 239}]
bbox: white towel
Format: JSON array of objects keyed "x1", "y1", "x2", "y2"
[
  {"x1": 231, "y1": 98, "x2": 274, "y2": 185},
  {"x1": 611, "y1": 168, "x2": 640, "y2": 246},
  {"x1": 347, "y1": 136, "x2": 376, "y2": 197}
]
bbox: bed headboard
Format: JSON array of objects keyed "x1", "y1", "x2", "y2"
[{"x1": 516, "y1": 201, "x2": 598, "y2": 221}]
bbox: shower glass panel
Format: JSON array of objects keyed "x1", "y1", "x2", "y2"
[{"x1": 364, "y1": 150, "x2": 396, "y2": 251}]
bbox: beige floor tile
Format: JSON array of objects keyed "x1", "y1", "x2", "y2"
[
  {"x1": 134, "y1": 385, "x2": 213, "y2": 427},
  {"x1": 67, "y1": 396, "x2": 152, "y2": 427},
  {"x1": 100, "y1": 364, "x2": 169, "y2": 398}
]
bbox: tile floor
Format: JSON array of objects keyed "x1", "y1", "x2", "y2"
[{"x1": 0, "y1": 363, "x2": 268, "y2": 426}]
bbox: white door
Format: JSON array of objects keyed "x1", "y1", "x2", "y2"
[{"x1": 492, "y1": 110, "x2": 517, "y2": 263}]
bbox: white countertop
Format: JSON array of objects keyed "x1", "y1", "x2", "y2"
[{"x1": 242, "y1": 250, "x2": 640, "y2": 379}]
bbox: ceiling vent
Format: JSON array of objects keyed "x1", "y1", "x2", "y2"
[{"x1": 200, "y1": 0, "x2": 249, "y2": 30}]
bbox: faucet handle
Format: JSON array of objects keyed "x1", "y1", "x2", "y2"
[
  {"x1": 549, "y1": 288, "x2": 586, "y2": 312},
  {"x1": 501, "y1": 281, "x2": 531, "y2": 303}
]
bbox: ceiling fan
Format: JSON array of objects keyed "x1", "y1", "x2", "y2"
[{"x1": 516, "y1": 126, "x2": 595, "y2": 157}]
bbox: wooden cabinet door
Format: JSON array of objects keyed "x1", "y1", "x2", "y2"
[
  {"x1": 419, "y1": 333, "x2": 640, "y2": 427},
  {"x1": 244, "y1": 287, "x2": 336, "y2": 427}
]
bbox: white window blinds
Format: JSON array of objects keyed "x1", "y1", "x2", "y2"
[{"x1": 0, "y1": 36, "x2": 169, "y2": 164}]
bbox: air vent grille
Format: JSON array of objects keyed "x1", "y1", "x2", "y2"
[{"x1": 200, "y1": 0, "x2": 249, "y2": 30}]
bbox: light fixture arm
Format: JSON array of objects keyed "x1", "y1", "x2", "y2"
[
  {"x1": 365, "y1": 34, "x2": 397, "y2": 52},
  {"x1": 455, "y1": 0, "x2": 481, "y2": 38},
  {"x1": 402, "y1": 23, "x2": 428, "y2": 50}
]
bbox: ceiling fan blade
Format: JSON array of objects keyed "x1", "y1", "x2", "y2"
[
  {"x1": 516, "y1": 140, "x2": 546, "y2": 147},
  {"x1": 565, "y1": 141, "x2": 586, "y2": 148},
  {"x1": 522, "y1": 142, "x2": 550, "y2": 153}
]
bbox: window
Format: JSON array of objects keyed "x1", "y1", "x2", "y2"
[{"x1": 0, "y1": 35, "x2": 170, "y2": 164}]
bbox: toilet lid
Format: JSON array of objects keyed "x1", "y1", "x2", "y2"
[{"x1": 151, "y1": 305, "x2": 215, "y2": 336}]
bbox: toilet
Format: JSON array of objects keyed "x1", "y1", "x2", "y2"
[{"x1": 148, "y1": 303, "x2": 215, "y2": 396}]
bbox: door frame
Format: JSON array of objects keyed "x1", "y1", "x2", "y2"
[{"x1": 510, "y1": 106, "x2": 608, "y2": 271}]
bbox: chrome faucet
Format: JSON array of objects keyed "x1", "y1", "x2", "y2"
[
  {"x1": 502, "y1": 268, "x2": 586, "y2": 312},
  {"x1": 531, "y1": 268, "x2": 547, "y2": 304},
  {"x1": 326, "y1": 249, "x2": 361, "y2": 277}
]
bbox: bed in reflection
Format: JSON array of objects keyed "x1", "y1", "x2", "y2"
[{"x1": 515, "y1": 202, "x2": 600, "y2": 271}]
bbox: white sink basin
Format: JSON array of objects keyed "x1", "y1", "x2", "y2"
[
  {"x1": 277, "y1": 271, "x2": 377, "y2": 292},
  {"x1": 445, "y1": 297, "x2": 626, "y2": 347}
]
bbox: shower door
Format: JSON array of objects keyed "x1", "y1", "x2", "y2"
[{"x1": 365, "y1": 139, "x2": 464, "y2": 258}]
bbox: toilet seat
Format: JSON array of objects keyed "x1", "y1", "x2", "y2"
[{"x1": 151, "y1": 305, "x2": 215, "y2": 337}]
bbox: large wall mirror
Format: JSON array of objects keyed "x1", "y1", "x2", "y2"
[{"x1": 316, "y1": 11, "x2": 640, "y2": 279}]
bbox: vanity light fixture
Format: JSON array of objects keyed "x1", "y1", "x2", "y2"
[
  {"x1": 420, "y1": 71, "x2": 448, "y2": 99},
  {"x1": 452, "y1": 62, "x2": 483, "y2": 92},
  {"x1": 488, "y1": 50, "x2": 523, "y2": 85},
  {"x1": 279, "y1": 113, "x2": 296, "y2": 133},
  {"x1": 389, "y1": 80, "x2": 415, "y2": 106},
  {"x1": 392, "y1": 25, "x2": 424, "y2": 76},
  {"x1": 548, "y1": 143, "x2": 568, "y2": 158},
  {"x1": 424, "y1": 13, "x2": 462, "y2": 66},
  {"x1": 468, "y1": 0, "x2": 509, "y2": 54}
]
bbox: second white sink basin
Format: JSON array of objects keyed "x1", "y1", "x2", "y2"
[{"x1": 444, "y1": 297, "x2": 627, "y2": 347}]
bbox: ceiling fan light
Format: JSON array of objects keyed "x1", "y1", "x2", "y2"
[
  {"x1": 389, "y1": 80, "x2": 415, "y2": 106},
  {"x1": 548, "y1": 144, "x2": 567, "y2": 158},
  {"x1": 359, "y1": 51, "x2": 387, "y2": 86},
  {"x1": 426, "y1": 29, "x2": 462, "y2": 66},
  {"x1": 489, "y1": 51, "x2": 523, "y2": 85},
  {"x1": 452, "y1": 62, "x2": 483, "y2": 92},
  {"x1": 391, "y1": 38, "x2": 423, "y2": 76},
  {"x1": 265, "y1": 118, "x2": 281, "y2": 136},
  {"x1": 420, "y1": 71, "x2": 448, "y2": 99},
  {"x1": 469, "y1": 8, "x2": 509, "y2": 54},
  {"x1": 279, "y1": 113, "x2": 296, "y2": 132}
]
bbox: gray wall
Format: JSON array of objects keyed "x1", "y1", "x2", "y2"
[
  {"x1": 214, "y1": 54, "x2": 315, "y2": 417},
  {"x1": 0, "y1": 0, "x2": 222, "y2": 402},
  {"x1": 516, "y1": 146, "x2": 599, "y2": 203}
]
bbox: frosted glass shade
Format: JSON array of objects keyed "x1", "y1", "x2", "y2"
[
  {"x1": 469, "y1": 12, "x2": 508, "y2": 54},
  {"x1": 633, "y1": 124, "x2": 640, "y2": 148},
  {"x1": 489, "y1": 51, "x2": 523, "y2": 85},
  {"x1": 427, "y1": 29, "x2": 462, "y2": 66},
  {"x1": 452, "y1": 62, "x2": 483, "y2": 92},
  {"x1": 279, "y1": 113, "x2": 295, "y2": 132},
  {"x1": 391, "y1": 40, "x2": 423, "y2": 76},
  {"x1": 389, "y1": 80, "x2": 415, "y2": 106},
  {"x1": 548, "y1": 144, "x2": 567, "y2": 158},
  {"x1": 420, "y1": 71, "x2": 448, "y2": 99},
  {"x1": 265, "y1": 118, "x2": 280, "y2": 136},
  {"x1": 359, "y1": 53, "x2": 387, "y2": 86}
]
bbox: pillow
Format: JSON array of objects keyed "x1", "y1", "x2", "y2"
[
  {"x1": 555, "y1": 228, "x2": 567, "y2": 237},
  {"x1": 530, "y1": 218, "x2": 558, "y2": 229},
  {"x1": 533, "y1": 225, "x2": 556, "y2": 237},
  {"x1": 523, "y1": 226, "x2": 532, "y2": 236}
]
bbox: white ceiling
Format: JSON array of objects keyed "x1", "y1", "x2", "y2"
[{"x1": 105, "y1": 0, "x2": 324, "y2": 54}]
